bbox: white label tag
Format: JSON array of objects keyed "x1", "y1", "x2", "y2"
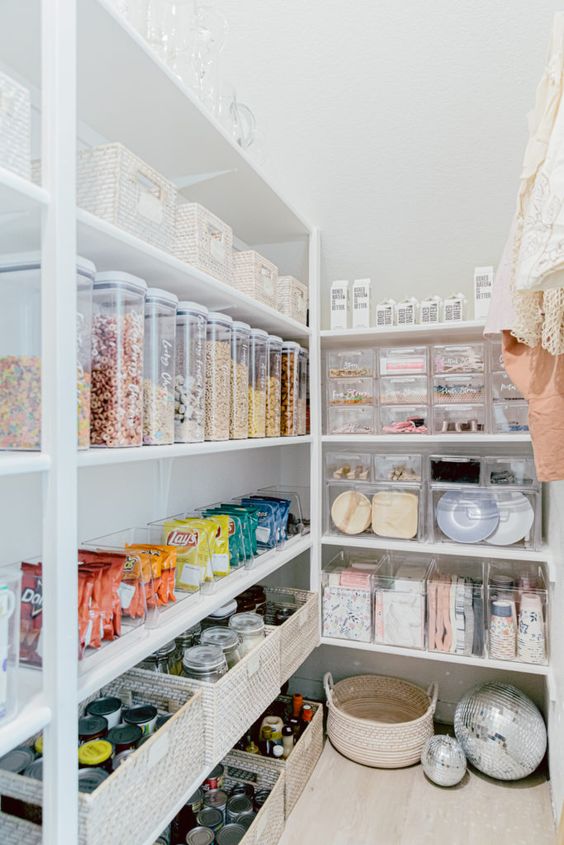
[
  {"x1": 180, "y1": 563, "x2": 200, "y2": 587},
  {"x1": 137, "y1": 190, "x2": 163, "y2": 224},
  {"x1": 247, "y1": 652, "x2": 261, "y2": 677},
  {"x1": 213, "y1": 553, "x2": 230, "y2": 576},
  {"x1": 256, "y1": 526, "x2": 270, "y2": 544},
  {"x1": 210, "y1": 235, "x2": 225, "y2": 262},
  {"x1": 118, "y1": 582, "x2": 136, "y2": 610},
  {"x1": 146, "y1": 732, "x2": 170, "y2": 769}
]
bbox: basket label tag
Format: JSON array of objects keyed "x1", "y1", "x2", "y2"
[
  {"x1": 247, "y1": 653, "x2": 261, "y2": 677},
  {"x1": 137, "y1": 190, "x2": 163, "y2": 225},
  {"x1": 146, "y1": 732, "x2": 170, "y2": 769}
]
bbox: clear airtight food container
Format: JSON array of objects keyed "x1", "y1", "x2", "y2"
[
  {"x1": 175, "y1": 301, "x2": 207, "y2": 444},
  {"x1": 248, "y1": 328, "x2": 268, "y2": 438},
  {"x1": 182, "y1": 644, "x2": 228, "y2": 682},
  {"x1": 327, "y1": 405, "x2": 374, "y2": 435},
  {"x1": 0, "y1": 563, "x2": 22, "y2": 726},
  {"x1": 433, "y1": 404, "x2": 486, "y2": 434},
  {"x1": 322, "y1": 555, "x2": 375, "y2": 643},
  {"x1": 266, "y1": 335, "x2": 282, "y2": 437},
  {"x1": 91, "y1": 271, "x2": 147, "y2": 447},
  {"x1": 281, "y1": 341, "x2": 300, "y2": 436},
  {"x1": 228, "y1": 611, "x2": 265, "y2": 656},
  {"x1": 374, "y1": 453, "x2": 422, "y2": 482},
  {"x1": 483, "y1": 456, "x2": 538, "y2": 488},
  {"x1": 327, "y1": 482, "x2": 422, "y2": 541},
  {"x1": 143, "y1": 288, "x2": 177, "y2": 445},
  {"x1": 230, "y1": 321, "x2": 250, "y2": 439},
  {"x1": 205, "y1": 312, "x2": 232, "y2": 441},
  {"x1": 327, "y1": 378, "x2": 374, "y2": 406},
  {"x1": 0, "y1": 253, "x2": 95, "y2": 449},
  {"x1": 379, "y1": 375, "x2": 428, "y2": 405},
  {"x1": 380, "y1": 405, "x2": 429, "y2": 435},
  {"x1": 200, "y1": 626, "x2": 242, "y2": 669},
  {"x1": 326, "y1": 451, "x2": 372, "y2": 481},
  {"x1": 432, "y1": 343, "x2": 485, "y2": 374},
  {"x1": 429, "y1": 455, "x2": 482, "y2": 485}
]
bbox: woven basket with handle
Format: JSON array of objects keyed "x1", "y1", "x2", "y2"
[{"x1": 324, "y1": 672, "x2": 438, "y2": 768}]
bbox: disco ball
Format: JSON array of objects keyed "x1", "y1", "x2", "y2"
[
  {"x1": 454, "y1": 682, "x2": 547, "y2": 781},
  {"x1": 421, "y1": 735, "x2": 467, "y2": 787}
]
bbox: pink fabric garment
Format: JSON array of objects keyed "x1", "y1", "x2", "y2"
[{"x1": 485, "y1": 218, "x2": 519, "y2": 335}]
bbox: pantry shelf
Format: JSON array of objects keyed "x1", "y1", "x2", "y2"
[
  {"x1": 0, "y1": 165, "x2": 49, "y2": 254},
  {"x1": 0, "y1": 669, "x2": 50, "y2": 758},
  {"x1": 77, "y1": 534, "x2": 313, "y2": 700},
  {"x1": 0, "y1": 452, "x2": 51, "y2": 477},
  {"x1": 320, "y1": 320, "x2": 487, "y2": 347},
  {"x1": 322, "y1": 434, "x2": 532, "y2": 444}
]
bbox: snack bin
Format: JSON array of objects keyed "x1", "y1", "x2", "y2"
[
  {"x1": 150, "y1": 513, "x2": 219, "y2": 592},
  {"x1": 0, "y1": 563, "x2": 21, "y2": 727},
  {"x1": 374, "y1": 453, "x2": 422, "y2": 483},
  {"x1": 205, "y1": 312, "x2": 233, "y2": 441},
  {"x1": 326, "y1": 451, "x2": 372, "y2": 481},
  {"x1": 173, "y1": 201, "x2": 233, "y2": 283},
  {"x1": 432, "y1": 403, "x2": 486, "y2": 434},
  {"x1": 322, "y1": 557, "x2": 375, "y2": 643},
  {"x1": 277, "y1": 275, "x2": 308, "y2": 325},
  {"x1": 431, "y1": 343, "x2": 485, "y2": 374},
  {"x1": 380, "y1": 405, "x2": 429, "y2": 435},
  {"x1": 379, "y1": 375, "x2": 428, "y2": 405},
  {"x1": 327, "y1": 405, "x2": 375, "y2": 435},
  {"x1": 486, "y1": 561, "x2": 548, "y2": 665},
  {"x1": 143, "y1": 288, "x2": 177, "y2": 445},
  {"x1": 427, "y1": 557, "x2": 485, "y2": 657},
  {"x1": 266, "y1": 335, "x2": 282, "y2": 437},
  {"x1": 326, "y1": 348, "x2": 374, "y2": 378},
  {"x1": 230, "y1": 320, "x2": 251, "y2": 440},
  {"x1": 327, "y1": 378, "x2": 374, "y2": 407},
  {"x1": 378, "y1": 346, "x2": 427, "y2": 376},
  {"x1": 374, "y1": 554, "x2": 432, "y2": 650},
  {"x1": 175, "y1": 301, "x2": 207, "y2": 444},
  {"x1": 280, "y1": 342, "x2": 300, "y2": 436},
  {"x1": 90, "y1": 272, "x2": 147, "y2": 447},
  {"x1": 248, "y1": 328, "x2": 268, "y2": 438},
  {"x1": 491, "y1": 401, "x2": 530, "y2": 434}
]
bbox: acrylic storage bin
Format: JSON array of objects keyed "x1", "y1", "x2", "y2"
[
  {"x1": 379, "y1": 375, "x2": 428, "y2": 405},
  {"x1": 175, "y1": 301, "x2": 207, "y2": 443},
  {"x1": 432, "y1": 343, "x2": 485, "y2": 374},
  {"x1": 277, "y1": 275, "x2": 308, "y2": 325},
  {"x1": 378, "y1": 346, "x2": 427, "y2": 376},
  {"x1": 433, "y1": 404, "x2": 486, "y2": 434},
  {"x1": 327, "y1": 377, "x2": 374, "y2": 407},
  {"x1": 173, "y1": 202, "x2": 233, "y2": 284},
  {"x1": 230, "y1": 320, "x2": 251, "y2": 440},
  {"x1": 491, "y1": 401, "x2": 529, "y2": 434},
  {"x1": 487, "y1": 561, "x2": 548, "y2": 665},
  {"x1": 431, "y1": 485, "x2": 541, "y2": 549},
  {"x1": 0, "y1": 563, "x2": 21, "y2": 727},
  {"x1": 0, "y1": 70, "x2": 31, "y2": 180},
  {"x1": 326, "y1": 348, "x2": 375, "y2": 379},
  {"x1": 205, "y1": 312, "x2": 232, "y2": 441},
  {"x1": 90, "y1": 272, "x2": 146, "y2": 447},
  {"x1": 77, "y1": 143, "x2": 177, "y2": 252},
  {"x1": 281, "y1": 342, "x2": 300, "y2": 436},
  {"x1": 326, "y1": 451, "x2": 372, "y2": 481},
  {"x1": 327, "y1": 405, "x2": 375, "y2": 435},
  {"x1": 432, "y1": 373, "x2": 486, "y2": 404},
  {"x1": 322, "y1": 557, "x2": 376, "y2": 643},
  {"x1": 427, "y1": 558, "x2": 485, "y2": 657},
  {"x1": 248, "y1": 329, "x2": 268, "y2": 438},
  {"x1": 258, "y1": 483, "x2": 311, "y2": 537},
  {"x1": 488, "y1": 338, "x2": 504, "y2": 372},
  {"x1": 328, "y1": 482, "x2": 422, "y2": 541},
  {"x1": 429, "y1": 455, "x2": 481, "y2": 485},
  {"x1": 380, "y1": 405, "x2": 429, "y2": 435},
  {"x1": 374, "y1": 554, "x2": 432, "y2": 650},
  {"x1": 374, "y1": 453, "x2": 422, "y2": 483},
  {"x1": 266, "y1": 335, "x2": 282, "y2": 437},
  {"x1": 491, "y1": 370, "x2": 524, "y2": 402},
  {"x1": 232, "y1": 250, "x2": 278, "y2": 309},
  {"x1": 143, "y1": 288, "x2": 177, "y2": 445},
  {"x1": 483, "y1": 456, "x2": 538, "y2": 487}
]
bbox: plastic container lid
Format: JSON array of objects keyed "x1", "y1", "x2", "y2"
[
  {"x1": 78, "y1": 740, "x2": 113, "y2": 767},
  {"x1": 232, "y1": 320, "x2": 251, "y2": 333},
  {"x1": 177, "y1": 301, "x2": 209, "y2": 316},
  {"x1": 154, "y1": 641, "x2": 177, "y2": 657},
  {"x1": 146, "y1": 287, "x2": 178, "y2": 306},
  {"x1": 183, "y1": 644, "x2": 228, "y2": 673},
  {"x1": 228, "y1": 612, "x2": 265, "y2": 635},
  {"x1": 107, "y1": 724, "x2": 143, "y2": 747},
  {"x1": 93, "y1": 271, "x2": 147, "y2": 294},
  {"x1": 201, "y1": 627, "x2": 240, "y2": 651},
  {"x1": 79, "y1": 714, "x2": 108, "y2": 738},
  {"x1": 207, "y1": 311, "x2": 233, "y2": 325},
  {"x1": 492, "y1": 600, "x2": 514, "y2": 617},
  {"x1": 123, "y1": 704, "x2": 158, "y2": 726},
  {"x1": 78, "y1": 767, "x2": 108, "y2": 793},
  {"x1": 0, "y1": 746, "x2": 35, "y2": 773},
  {"x1": 436, "y1": 490, "x2": 500, "y2": 544},
  {"x1": 208, "y1": 599, "x2": 238, "y2": 619},
  {"x1": 86, "y1": 697, "x2": 122, "y2": 719},
  {"x1": 0, "y1": 252, "x2": 96, "y2": 279},
  {"x1": 282, "y1": 341, "x2": 300, "y2": 350},
  {"x1": 250, "y1": 328, "x2": 268, "y2": 339},
  {"x1": 227, "y1": 794, "x2": 253, "y2": 815},
  {"x1": 268, "y1": 335, "x2": 283, "y2": 345}
]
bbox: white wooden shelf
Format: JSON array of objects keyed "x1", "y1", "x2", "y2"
[
  {"x1": 320, "y1": 637, "x2": 551, "y2": 676},
  {"x1": 320, "y1": 320, "x2": 487, "y2": 346},
  {"x1": 0, "y1": 669, "x2": 51, "y2": 758},
  {"x1": 78, "y1": 534, "x2": 312, "y2": 700},
  {"x1": 322, "y1": 434, "x2": 532, "y2": 444},
  {"x1": 0, "y1": 452, "x2": 51, "y2": 477},
  {"x1": 0, "y1": 165, "x2": 49, "y2": 253}
]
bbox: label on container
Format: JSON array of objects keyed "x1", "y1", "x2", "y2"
[
  {"x1": 330, "y1": 281, "x2": 349, "y2": 329},
  {"x1": 180, "y1": 564, "x2": 201, "y2": 587},
  {"x1": 247, "y1": 652, "x2": 261, "y2": 677},
  {"x1": 212, "y1": 554, "x2": 229, "y2": 576},
  {"x1": 137, "y1": 189, "x2": 164, "y2": 225},
  {"x1": 474, "y1": 265, "x2": 494, "y2": 320},
  {"x1": 256, "y1": 526, "x2": 271, "y2": 544},
  {"x1": 118, "y1": 582, "x2": 136, "y2": 610}
]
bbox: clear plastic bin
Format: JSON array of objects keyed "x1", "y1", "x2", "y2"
[
  {"x1": 380, "y1": 405, "x2": 429, "y2": 434},
  {"x1": 378, "y1": 346, "x2": 427, "y2": 376},
  {"x1": 491, "y1": 370, "x2": 524, "y2": 402},
  {"x1": 266, "y1": 335, "x2": 282, "y2": 437},
  {"x1": 374, "y1": 554, "x2": 432, "y2": 649},
  {"x1": 487, "y1": 561, "x2": 548, "y2": 665},
  {"x1": 230, "y1": 321, "x2": 250, "y2": 440},
  {"x1": 205, "y1": 312, "x2": 232, "y2": 441},
  {"x1": 326, "y1": 451, "x2": 372, "y2": 481},
  {"x1": 483, "y1": 456, "x2": 538, "y2": 488},
  {"x1": 427, "y1": 558, "x2": 485, "y2": 657},
  {"x1": 327, "y1": 377, "x2": 375, "y2": 406},
  {"x1": 0, "y1": 562, "x2": 21, "y2": 725},
  {"x1": 175, "y1": 301, "x2": 207, "y2": 444},
  {"x1": 281, "y1": 341, "x2": 300, "y2": 436},
  {"x1": 431, "y1": 484, "x2": 541, "y2": 549},
  {"x1": 322, "y1": 551, "x2": 380, "y2": 643},
  {"x1": 429, "y1": 455, "x2": 482, "y2": 485},
  {"x1": 379, "y1": 375, "x2": 428, "y2": 405},
  {"x1": 326, "y1": 348, "x2": 375, "y2": 379},
  {"x1": 91, "y1": 271, "x2": 147, "y2": 447},
  {"x1": 327, "y1": 405, "x2": 375, "y2": 435},
  {"x1": 143, "y1": 288, "x2": 177, "y2": 445},
  {"x1": 433, "y1": 404, "x2": 486, "y2": 434},
  {"x1": 328, "y1": 482, "x2": 422, "y2": 540},
  {"x1": 491, "y1": 401, "x2": 529, "y2": 434},
  {"x1": 374, "y1": 453, "x2": 422, "y2": 482},
  {"x1": 488, "y1": 338, "x2": 504, "y2": 372},
  {"x1": 297, "y1": 347, "x2": 308, "y2": 436},
  {"x1": 152, "y1": 514, "x2": 218, "y2": 591},
  {"x1": 248, "y1": 328, "x2": 268, "y2": 438},
  {"x1": 432, "y1": 343, "x2": 485, "y2": 374},
  {"x1": 258, "y1": 484, "x2": 311, "y2": 536},
  {"x1": 432, "y1": 373, "x2": 486, "y2": 404}
]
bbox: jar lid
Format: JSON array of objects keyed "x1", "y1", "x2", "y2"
[
  {"x1": 197, "y1": 807, "x2": 224, "y2": 827},
  {"x1": 207, "y1": 311, "x2": 233, "y2": 325},
  {"x1": 123, "y1": 704, "x2": 158, "y2": 725},
  {"x1": 78, "y1": 767, "x2": 108, "y2": 793},
  {"x1": 0, "y1": 746, "x2": 35, "y2": 773},
  {"x1": 79, "y1": 714, "x2": 108, "y2": 737},
  {"x1": 94, "y1": 271, "x2": 147, "y2": 293},
  {"x1": 86, "y1": 696, "x2": 122, "y2": 719},
  {"x1": 208, "y1": 599, "x2": 238, "y2": 619},
  {"x1": 78, "y1": 740, "x2": 113, "y2": 767},
  {"x1": 107, "y1": 724, "x2": 143, "y2": 746},
  {"x1": 204, "y1": 788, "x2": 228, "y2": 808},
  {"x1": 228, "y1": 612, "x2": 265, "y2": 634},
  {"x1": 146, "y1": 287, "x2": 178, "y2": 306},
  {"x1": 232, "y1": 320, "x2": 251, "y2": 333},
  {"x1": 201, "y1": 627, "x2": 240, "y2": 650},
  {"x1": 177, "y1": 300, "x2": 209, "y2": 316},
  {"x1": 267, "y1": 335, "x2": 283, "y2": 345},
  {"x1": 24, "y1": 759, "x2": 44, "y2": 780},
  {"x1": 217, "y1": 824, "x2": 247, "y2": 844},
  {"x1": 183, "y1": 644, "x2": 227, "y2": 672},
  {"x1": 154, "y1": 641, "x2": 177, "y2": 657},
  {"x1": 281, "y1": 341, "x2": 300, "y2": 350},
  {"x1": 250, "y1": 328, "x2": 268, "y2": 339},
  {"x1": 188, "y1": 826, "x2": 216, "y2": 845}
]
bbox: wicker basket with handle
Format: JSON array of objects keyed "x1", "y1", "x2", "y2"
[
  {"x1": 265, "y1": 587, "x2": 320, "y2": 684},
  {"x1": 324, "y1": 672, "x2": 438, "y2": 768},
  {"x1": 223, "y1": 752, "x2": 285, "y2": 845},
  {"x1": 0, "y1": 70, "x2": 31, "y2": 180},
  {"x1": 232, "y1": 249, "x2": 278, "y2": 309},
  {"x1": 174, "y1": 201, "x2": 233, "y2": 284},
  {"x1": 277, "y1": 276, "x2": 308, "y2": 325},
  {"x1": 0, "y1": 813, "x2": 41, "y2": 845}
]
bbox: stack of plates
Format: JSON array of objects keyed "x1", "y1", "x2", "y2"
[{"x1": 436, "y1": 490, "x2": 534, "y2": 546}]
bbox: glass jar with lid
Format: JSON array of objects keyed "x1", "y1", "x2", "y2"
[
  {"x1": 266, "y1": 335, "x2": 282, "y2": 437},
  {"x1": 248, "y1": 328, "x2": 268, "y2": 438},
  {"x1": 280, "y1": 341, "x2": 300, "y2": 436},
  {"x1": 201, "y1": 599, "x2": 238, "y2": 630},
  {"x1": 297, "y1": 346, "x2": 308, "y2": 436},
  {"x1": 91, "y1": 271, "x2": 147, "y2": 447},
  {"x1": 175, "y1": 624, "x2": 202, "y2": 662},
  {"x1": 143, "y1": 288, "x2": 177, "y2": 445},
  {"x1": 137, "y1": 640, "x2": 181, "y2": 674},
  {"x1": 228, "y1": 612, "x2": 265, "y2": 657},
  {"x1": 175, "y1": 301, "x2": 208, "y2": 443},
  {"x1": 230, "y1": 320, "x2": 250, "y2": 439},
  {"x1": 182, "y1": 644, "x2": 228, "y2": 682},
  {"x1": 200, "y1": 626, "x2": 242, "y2": 669},
  {"x1": 205, "y1": 312, "x2": 232, "y2": 441}
]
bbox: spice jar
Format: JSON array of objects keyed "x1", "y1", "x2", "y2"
[
  {"x1": 280, "y1": 341, "x2": 299, "y2": 436},
  {"x1": 107, "y1": 724, "x2": 142, "y2": 753},
  {"x1": 200, "y1": 626, "x2": 242, "y2": 669},
  {"x1": 90, "y1": 271, "x2": 147, "y2": 447},
  {"x1": 175, "y1": 301, "x2": 208, "y2": 443},
  {"x1": 138, "y1": 640, "x2": 181, "y2": 675},
  {"x1": 143, "y1": 288, "x2": 177, "y2": 445},
  {"x1": 205, "y1": 312, "x2": 232, "y2": 441},
  {"x1": 266, "y1": 335, "x2": 282, "y2": 437},
  {"x1": 248, "y1": 328, "x2": 268, "y2": 438},
  {"x1": 230, "y1": 320, "x2": 250, "y2": 439},
  {"x1": 297, "y1": 346, "x2": 308, "y2": 436},
  {"x1": 228, "y1": 612, "x2": 265, "y2": 657},
  {"x1": 182, "y1": 644, "x2": 228, "y2": 682}
]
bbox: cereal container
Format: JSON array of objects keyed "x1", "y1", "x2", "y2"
[
  {"x1": 281, "y1": 341, "x2": 300, "y2": 436},
  {"x1": 248, "y1": 328, "x2": 268, "y2": 438},
  {"x1": 143, "y1": 288, "x2": 178, "y2": 445},
  {"x1": 205, "y1": 312, "x2": 233, "y2": 441},
  {"x1": 90, "y1": 271, "x2": 147, "y2": 447},
  {"x1": 297, "y1": 347, "x2": 308, "y2": 435},
  {"x1": 230, "y1": 321, "x2": 250, "y2": 440},
  {"x1": 266, "y1": 335, "x2": 282, "y2": 437},
  {"x1": 175, "y1": 301, "x2": 208, "y2": 444}
]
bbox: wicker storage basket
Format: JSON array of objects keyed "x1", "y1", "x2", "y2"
[
  {"x1": 0, "y1": 70, "x2": 31, "y2": 180},
  {"x1": 174, "y1": 202, "x2": 233, "y2": 283},
  {"x1": 181, "y1": 627, "x2": 281, "y2": 764},
  {"x1": 0, "y1": 813, "x2": 41, "y2": 845},
  {"x1": 232, "y1": 250, "x2": 278, "y2": 309},
  {"x1": 324, "y1": 673, "x2": 438, "y2": 768},
  {"x1": 0, "y1": 670, "x2": 205, "y2": 845},
  {"x1": 223, "y1": 752, "x2": 285, "y2": 845},
  {"x1": 265, "y1": 587, "x2": 320, "y2": 684},
  {"x1": 230, "y1": 695, "x2": 324, "y2": 818},
  {"x1": 77, "y1": 143, "x2": 177, "y2": 251},
  {"x1": 277, "y1": 276, "x2": 308, "y2": 325}
]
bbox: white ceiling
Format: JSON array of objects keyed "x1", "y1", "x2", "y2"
[{"x1": 217, "y1": 0, "x2": 563, "y2": 322}]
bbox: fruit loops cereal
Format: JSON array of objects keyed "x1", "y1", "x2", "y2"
[{"x1": 0, "y1": 356, "x2": 41, "y2": 448}]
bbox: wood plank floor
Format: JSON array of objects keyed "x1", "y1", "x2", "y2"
[{"x1": 279, "y1": 742, "x2": 556, "y2": 845}]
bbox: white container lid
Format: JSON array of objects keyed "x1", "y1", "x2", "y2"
[
  {"x1": 232, "y1": 321, "x2": 251, "y2": 333},
  {"x1": 146, "y1": 288, "x2": 178, "y2": 306},
  {"x1": 228, "y1": 612, "x2": 265, "y2": 634},
  {"x1": 281, "y1": 341, "x2": 300, "y2": 350},
  {"x1": 0, "y1": 252, "x2": 96, "y2": 279},
  {"x1": 207, "y1": 311, "x2": 233, "y2": 325},
  {"x1": 94, "y1": 271, "x2": 147, "y2": 293},
  {"x1": 250, "y1": 328, "x2": 268, "y2": 339},
  {"x1": 267, "y1": 335, "x2": 283, "y2": 345},
  {"x1": 177, "y1": 301, "x2": 209, "y2": 316}
]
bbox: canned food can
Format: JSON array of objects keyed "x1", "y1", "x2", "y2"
[
  {"x1": 253, "y1": 788, "x2": 271, "y2": 811},
  {"x1": 203, "y1": 788, "x2": 228, "y2": 816},
  {"x1": 202, "y1": 763, "x2": 225, "y2": 791},
  {"x1": 196, "y1": 806, "x2": 223, "y2": 833},
  {"x1": 229, "y1": 782, "x2": 255, "y2": 799},
  {"x1": 238, "y1": 813, "x2": 256, "y2": 831},
  {"x1": 187, "y1": 787, "x2": 204, "y2": 814},
  {"x1": 226, "y1": 794, "x2": 253, "y2": 823},
  {"x1": 185, "y1": 827, "x2": 215, "y2": 845},
  {"x1": 216, "y1": 823, "x2": 247, "y2": 845}
]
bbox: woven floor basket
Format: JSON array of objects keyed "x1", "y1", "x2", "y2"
[{"x1": 324, "y1": 673, "x2": 438, "y2": 768}]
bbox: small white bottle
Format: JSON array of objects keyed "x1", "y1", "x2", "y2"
[
  {"x1": 375, "y1": 299, "x2": 396, "y2": 327},
  {"x1": 443, "y1": 292, "x2": 466, "y2": 322},
  {"x1": 330, "y1": 280, "x2": 349, "y2": 330},
  {"x1": 474, "y1": 266, "x2": 494, "y2": 320},
  {"x1": 352, "y1": 278, "x2": 371, "y2": 328}
]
